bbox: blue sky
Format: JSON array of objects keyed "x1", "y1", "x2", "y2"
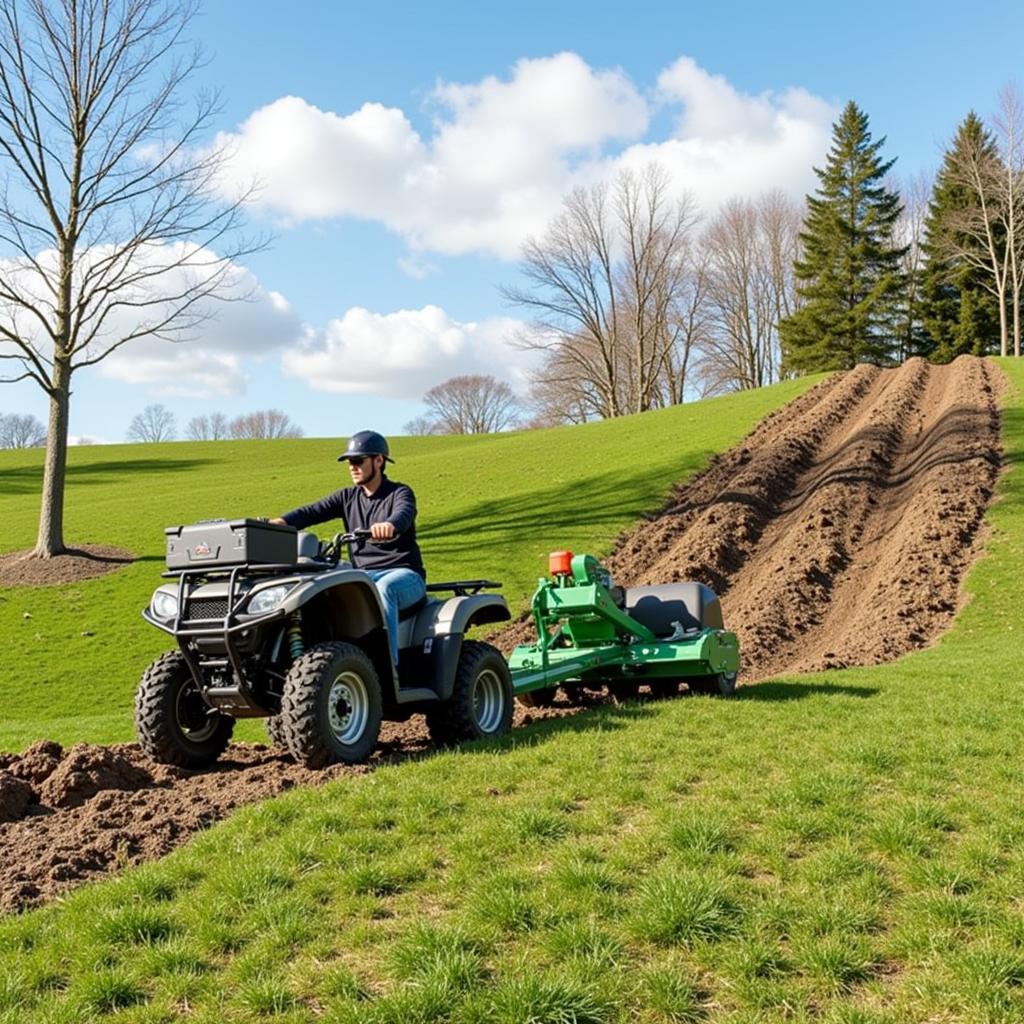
[{"x1": 2, "y1": 0, "x2": 1022, "y2": 444}]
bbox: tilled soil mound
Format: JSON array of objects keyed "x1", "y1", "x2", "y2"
[
  {"x1": 601, "y1": 355, "x2": 1003, "y2": 678},
  {"x1": 0, "y1": 704, "x2": 587, "y2": 914},
  {"x1": 0, "y1": 356, "x2": 1003, "y2": 914}
]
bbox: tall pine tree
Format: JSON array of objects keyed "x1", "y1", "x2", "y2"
[
  {"x1": 780, "y1": 101, "x2": 906, "y2": 372},
  {"x1": 918, "y1": 113, "x2": 1002, "y2": 362}
]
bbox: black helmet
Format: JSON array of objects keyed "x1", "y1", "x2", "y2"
[{"x1": 338, "y1": 430, "x2": 393, "y2": 463}]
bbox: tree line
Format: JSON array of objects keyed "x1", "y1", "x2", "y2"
[
  {"x1": 126, "y1": 404, "x2": 303, "y2": 442},
  {"x1": 408, "y1": 89, "x2": 1021, "y2": 434}
]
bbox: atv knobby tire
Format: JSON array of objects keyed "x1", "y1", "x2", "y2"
[
  {"x1": 688, "y1": 671, "x2": 738, "y2": 697},
  {"x1": 281, "y1": 642, "x2": 382, "y2": 767},
  {"x1": 426, "y1": 641, "x2": 514, "y2": 745},
  {"x1": 135, "y1": 651, "x2": 234, "y2": 769},
  {"x1": 264, "y1": 714, "x2": 289, "y2": 749}
]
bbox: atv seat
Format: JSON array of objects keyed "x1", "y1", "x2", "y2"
[{"x1": 625, "y1": 582, "x2": 724, "y2": 637}]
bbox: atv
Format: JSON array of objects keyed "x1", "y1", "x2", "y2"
[{"x1": 136, "y1": 518, "x2": 512, "y2": 769}]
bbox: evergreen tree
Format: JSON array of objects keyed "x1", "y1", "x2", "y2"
[
  {"x1": 780, "y1": 102, "x2": 906, "y2": 372},
  {"x1": 919, "y1": 113, "x2": 1002, "y2": 362}
]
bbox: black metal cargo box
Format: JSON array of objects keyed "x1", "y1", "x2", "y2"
[{"x1": 165, "y1": 519, "x2": 297, "y2": 569}]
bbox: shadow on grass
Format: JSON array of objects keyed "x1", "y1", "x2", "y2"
[
  {"x1": 0, "y1": 457, "x2": 222, "y2": 496},
  {"x1": 738, "y1": 680, "x2": 879, "y2": 701},
  {"x1": 423, "y1": 451, "x2": 715, "y2": 562}
]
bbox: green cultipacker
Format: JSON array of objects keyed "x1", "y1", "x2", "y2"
[{"x1": 508, "y1": 550, "x2": 740, "y2": 702}]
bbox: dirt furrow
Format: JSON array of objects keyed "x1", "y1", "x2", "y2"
[{"x1": 0, "y1": 356, "x2": 1005, "y2": 914}]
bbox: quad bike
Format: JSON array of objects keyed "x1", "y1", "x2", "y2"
[
  {"x1": 136, "y1": 521, "x2": 740, "y2": 773},
  {"x1": 136, "y1": 519, "x2": 512, "y2": 769}
]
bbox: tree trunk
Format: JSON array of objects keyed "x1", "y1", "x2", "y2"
[{"x1": 33, "y1": 359, "x2": 71, "y2": 558}]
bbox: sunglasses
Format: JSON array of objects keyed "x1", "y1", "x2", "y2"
[{"x1": 345, "y1": 456, "x2": 372, "y2": 466}]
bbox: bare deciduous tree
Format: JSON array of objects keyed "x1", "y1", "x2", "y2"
[
  {"x1": 229, "y1": 409, "x2": 303, "y2": 440},
  {"x1": 941, "y1": 84, "x2": 1024, "y2": 358},
  {"x1": 185, "y1": 411, "x2": 229, "y2": 440},
  {"x1": 402, "y1": 414, "x2": 442, "y2": 437},
  {"x1": 127, "y1": 403, "x2": 175, "y2": 442},
  {"x1": 505, "y1": 164, "x2": 699, "y2": 420},
  {"x1": 697, "y1": 192, "x2": 803, "y2": 394},
  {"x1": 893, "y1": 171, "x2": 932, "y2": 361},
  {"x1": 993, "y1": 85, "x2": 1024, "y2": 357},
  {"x1": 0, "y1": 0, "x2": 260, "y2": 556},
  {"x1": 185, "y1": 414, "x2": 209, "y2": 441},
  {"x1": 413, "y1": 375, "x2": 520, "y2": 434},
  {"x1": 0, "y1": 410, "x2": 45, "y2": 447}
]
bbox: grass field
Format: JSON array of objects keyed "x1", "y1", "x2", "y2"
[
  {"x1": 0, "y1": 376, "x2": 818, "y2": 751},
  {"x1": 0, "y1": 359, "x2": 1021, "y2": 1023}
]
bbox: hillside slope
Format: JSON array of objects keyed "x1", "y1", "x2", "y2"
[
  {"x1": 0, "y1": 358, "x2": 1019, "y2": 1024},
  {"x1": 0, "y1": 376, "x2": 818, "y2": 749}
]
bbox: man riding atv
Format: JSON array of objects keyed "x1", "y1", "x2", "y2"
[{"x1": 270, "y1": 430, "x2": 426, "y2": 667}]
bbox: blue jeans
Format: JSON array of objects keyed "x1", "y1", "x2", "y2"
[{"x1": 368, "y1": 568, "x2": 427, "y2": 666}]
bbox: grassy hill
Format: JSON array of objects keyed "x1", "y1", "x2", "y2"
[
  {"x1": 0, "y1": 377, "x2": 818, "y2": 751},
  {"x1": 0, "y1": 358, "x2": 1020, "y2": 1023}
]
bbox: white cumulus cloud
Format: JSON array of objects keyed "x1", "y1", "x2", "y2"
[
  {"x1": 216, "y1": 52, "x2": 649, "y2": 258},
  {"x1": 216, "y1": 53, "x2": 835, "y2": 260},
  {"x1": 602, "y1": 57, "x2": 836, "y2": 211},
  {"x1": 281, "y1": 305, "x2": 531, "y2": 399},
  {"x1": 0, "y1": 242, "x2": 304, "y2": 398}
]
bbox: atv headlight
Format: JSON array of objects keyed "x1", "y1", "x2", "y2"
[
  {"x1": 248, "y1": 585, "x2": 291, "y2": 615},
  {"x1": 150, "y1": 590, "x2": 179, "y2": 620}
]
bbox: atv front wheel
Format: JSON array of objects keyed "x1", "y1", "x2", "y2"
[
  {"x1": 281, "y1": 642, "x2": 383, "y2": 767},
  {"x1": 135, "y1": 651, "x2": 234, "y2": 768},
  {"x1": 688, "y1": 672, "x2": 738, "y2": 697},
  {"x1": 427, "y1": 641, "x2": 513, "y2": 745}
]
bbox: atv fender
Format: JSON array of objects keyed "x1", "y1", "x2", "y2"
[
  {"x1": 407, "y1": 594, "x2": 511, "y2": 700},
  {"x1": 282, "y1": 571, "x2": 395, "y2": 689}
]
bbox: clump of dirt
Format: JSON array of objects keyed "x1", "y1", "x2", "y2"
[
  {"x1": 0, "y1": 772, "x2": 34, "y2": 823},
  {"x1": 38, "y1": 744, "x2": 153, "y2": 809},
  {"x1": 0, "y1": 545, "x2": 134, "y2": 586},
  {"x1": 4, "y1": 739, "x2": 63, "y2": 784},
  {"x1": 0, "y1": 356, "x2": 1006, "y2": 915}
]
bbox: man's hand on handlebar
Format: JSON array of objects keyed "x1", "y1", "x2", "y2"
[{"x1": 369, "y1": 521, "x2": 396, "y2": 541}]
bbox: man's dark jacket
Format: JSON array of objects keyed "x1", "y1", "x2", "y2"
[{"x1": 281, "y1": 476, "x2": 425, "y2": 578}]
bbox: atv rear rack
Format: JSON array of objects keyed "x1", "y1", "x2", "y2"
[{"x1": 425, "y1": 579, "x2": 502, "y2": 596}]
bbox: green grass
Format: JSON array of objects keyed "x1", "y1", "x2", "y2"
[
  {"x1": 0, "y1": 359, "x2": 1021, "y2": 1021},
  {"x1": 0, "y1": 376, "x2": 818, "y2": 750}
]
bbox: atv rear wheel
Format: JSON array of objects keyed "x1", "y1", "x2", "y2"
[
  {"x1": 281, "y1": 642, "x2": 383, "y2": 767},
  {"x1": 264, "y1": 714, "x2": 289, "y2": 749},
  {"x1": 688, "y1": 671, "x2": 738, "y2": 697},
  {"x1": 135, "y1": 651, "x2": 234, "y2": 769},
  {"x1": 427, "y1": 641, "x2": 513, "y2": 745}
]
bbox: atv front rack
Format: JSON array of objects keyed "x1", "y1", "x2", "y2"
[{"x1": 147, "y1": 562, "x2": 310, "y2": 715}]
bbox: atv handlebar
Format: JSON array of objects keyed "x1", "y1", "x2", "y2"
[{"x1": 320, "y1": 527, "x2": 399, "y2": 563}]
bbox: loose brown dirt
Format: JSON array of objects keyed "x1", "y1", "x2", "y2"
[
  {"x1": 0, "y1": 356, "x2": 1004, "y2": 914},
  {"x1": 0, "y1": 545, "x2": 135, "y2": 586}
]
